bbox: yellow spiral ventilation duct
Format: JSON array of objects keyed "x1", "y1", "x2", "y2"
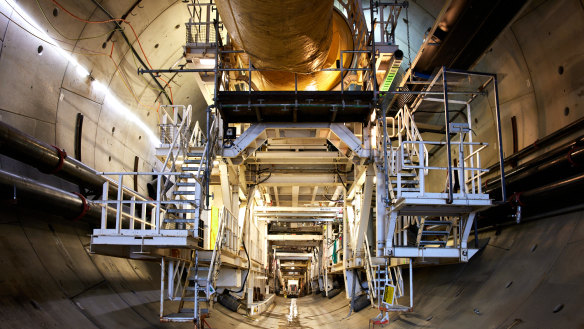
[{"x1": 216, "y1": 0, "x2": 354, "y2": 91}]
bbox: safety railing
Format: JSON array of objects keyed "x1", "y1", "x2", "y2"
[
  {"x1": 363, "y1": 235, "x2": 378, "y2": 304},
  {"x1": 185, "y1": 0, "x2": 221, "y2": 47},
  {"x1": 399, "y1": 140, "x2": 489, "y2": 196},
  {"x1": 158, "y1": 105, "x2": 195, "y2": 198},
  {"x1": 206, "y1": 206, "x2": 239, "y2": 296},
  {"x1": 91, "y1": 172, "x2": 198, "y2": 235},
  {"x1": 395, "y1": 104, "x2": 429, "y2": 174}
]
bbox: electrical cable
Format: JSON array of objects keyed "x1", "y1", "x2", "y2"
[
  {"x1": 0, "y1": 7, "x2": 106, "y2": 55},
  {"x1": 34, "y1": 0, "x2": 119, "y2": 41},
  {"x1": 227, "y1": 239, "x2": 250, "y2": 294},
  {"x1": 50, "y1": 0, "x2": 175, "y2": 102},
  {"x1": 336, "y1": 170, "x2": 348, "y2": 191},
  {"x1": 249, "y1": 171, "x2": 271, "y2": 189},
  {"x1": 0, "y1": 5, "x2": 161, "y2": 111}
]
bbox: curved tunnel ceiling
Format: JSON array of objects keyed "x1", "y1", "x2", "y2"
[{"x1": 0, "y1": 0, "x2": 583, "y2": 328}]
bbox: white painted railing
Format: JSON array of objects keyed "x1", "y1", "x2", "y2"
[{"x1": 91, "y1": 172, "x2": 197, "y2": 235}]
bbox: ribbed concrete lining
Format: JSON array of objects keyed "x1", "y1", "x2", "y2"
[{"x1": 1, "y1": 206, "x2": 582, "y2": 328}]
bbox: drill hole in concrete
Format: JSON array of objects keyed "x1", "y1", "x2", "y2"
[
  {"x1": 558, "y1": 66, "x2": 564, "y2": 75},
  {"x1": 147, "y1": 112, "x2": 150, "y2": 117},
  {"x1": 564, "y1": 107, "x2": 570, "y2": 116},
  {"x1": 52, "y1": 8, "x2": 59, "y2": 17},
  {"x1": 111, "y1": 127, "x2": 115, "y2": 134},
  {"x1": 108, "y1": 156, "x2": 112, "y2": 162},
  {"x1": 154, "y1": 43, "x2": 159, "y2": 49},
  {"x1": 505, "y1": 281, "x2": 513, "y2": 288},
  {"x1": 101, "y1": 42, "x2": 107, "y2": 49},
  {"x1": 425, "y1": 315, "x2": 433, "y2": 321},
  {"x1": 553, "y1": 304, "x2": 564, "y2": 313},
  {"x1": 474, "y1": 118, "x2": 478, "y2": 124},
  {"x1": 531, "y1": 244, "x2": 538, "y2": 252},
  {"x1": 138, "y1": 135, "x2": 142, "y2": 140},
  {"x1": 175, "y1": 24, "x2": 180, "y2": 29},
  {"x1": 37, "y1": 45, "x2": 43, "y2": 55}
]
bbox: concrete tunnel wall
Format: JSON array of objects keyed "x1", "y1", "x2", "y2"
[{"x1": 0, "y1": 0, "x2": 583, "y2": 328}]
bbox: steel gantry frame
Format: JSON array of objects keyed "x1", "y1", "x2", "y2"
[{"x1": 86, "y1": 0, "x2": 509, "y2": 325}]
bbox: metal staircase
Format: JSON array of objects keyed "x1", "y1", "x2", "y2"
[
  {"x1": 366, "y1": 69, "x2": 506, "y2": 322},
  {"x1": 163, "y1": 251, "x2": 212, "y2": 323},
  {"x1": 416, "y1": 217, "x2": 453, "y2": 247},
  {"x1": 161, "y1": 207, "x2": 234, "y2": 325},
  {"x1": 379, "y1": 100, "x2": 491, "y2": 260}
]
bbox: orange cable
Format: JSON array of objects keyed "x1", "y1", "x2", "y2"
[{"x1": 51, "y1": 0, "x2": 174, "y2": 103}]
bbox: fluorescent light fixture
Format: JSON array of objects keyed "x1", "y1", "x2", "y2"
[{"x1": 199, "y1": 58, "x2": 216, "y2": 66}]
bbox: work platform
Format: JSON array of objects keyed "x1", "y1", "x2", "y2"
[{"x1": 217, "y1": 91, "x2": 374, "y2": 123}]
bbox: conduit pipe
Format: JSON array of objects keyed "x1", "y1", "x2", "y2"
[
  {"x1": 216, "y1": 0, "x2": 354, "y2": 91},
  {"x1": 0, "y1": 121, "x2": 147, "y2": 201},
  {"x1": 486, "y1": 117, "x2": 584, "y2": 173},
  {"x1": 484, "y1": 136, "x2": 584, "y2": 194},
  {"x1": 0, "y1": 168, "x2": 108, "y2": 222},
  {"x1": 478, "y1": 172, "x2": 584, "y2": 228}
]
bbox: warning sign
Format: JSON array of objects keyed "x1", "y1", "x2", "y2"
[{"x1": 383, "y1": 284, "x2": 396, "y2": 305}]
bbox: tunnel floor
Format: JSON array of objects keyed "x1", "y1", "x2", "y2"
[{"x1": 206, "y1": 295, "x2": 380, "y2": 329}]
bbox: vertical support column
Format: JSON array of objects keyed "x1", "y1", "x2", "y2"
[
  {"x1": 167, "y1": 260, "x2": 174, "y2": 299},
  {"x1": 160, "y1": 257, "x2": 165, "y2": 318},
  {"x1": 219, "y1": 163, "x2": 232, "y2": 211},
  {"x1": 116, "y1": 175, "x2": 123, "y2": 234},
  {"x1": 141, "y1": 202, "x2": 146, "y2": 230},
  {"x1": 385, "y1": 212, "x2": 398, "y2": 256},
  {"x1": 343, "y1": 188, "x2": 349, "y2": 297},
  {"x1": 130, "y1": 196, "x2": 136, "y2": 230},
  {"x1": 101, "y1": 181, "x2": 109, "y2": 231},
  {"x1": 354, "y1": 164, "x2": 375, "y2": 260},
  {"x1": 156, "y1": 173, "x2": 162, "y2": 233},
  {"x1": 409, "y1": 258, "x2": 413, "y2": 309},
  {"x1": 442, "y1": 67, "x2": 454, "y2": 204},
  {"x1": 460, "y1": 212, "x2": 476, "y2": 262},
  {"x1": 419, "y1": 143, "x2": 425, "y2": 195},
  {"x1": 493, "y1": 75, "x2": 507, "y2": 201},
  {"x1": 375, "y1": 163, "x2": 387, "y2": 257}
]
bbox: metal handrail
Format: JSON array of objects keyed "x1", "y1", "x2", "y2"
[
  {"x1": 92, "y1": 172, "x2": 198, "y2": 233},
  {"x1": 395, "y1": 105, "x2": 429, "y2": 173},
  {"x1": 206, "y1": 206, "x2": 238, "y2": 297}
]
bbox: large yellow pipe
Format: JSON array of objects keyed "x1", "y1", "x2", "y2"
[{"x1": 216, "y1": 0, "x2": 354, "y2": 91}]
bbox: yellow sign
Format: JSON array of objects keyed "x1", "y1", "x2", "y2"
[
  {"x1": 209, "y1": 206, "x2": 219, "y2": 248},
  {"x1": 383, "y1": 285, "x2": 395, "y2": 305}
]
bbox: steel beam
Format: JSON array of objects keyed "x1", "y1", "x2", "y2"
[
  {"x1": 268, "y1": 235, "x2": 323, "y2": 241},
  {"x1": 354, "y1": 165, "x2": 374, "y2": 256}
]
